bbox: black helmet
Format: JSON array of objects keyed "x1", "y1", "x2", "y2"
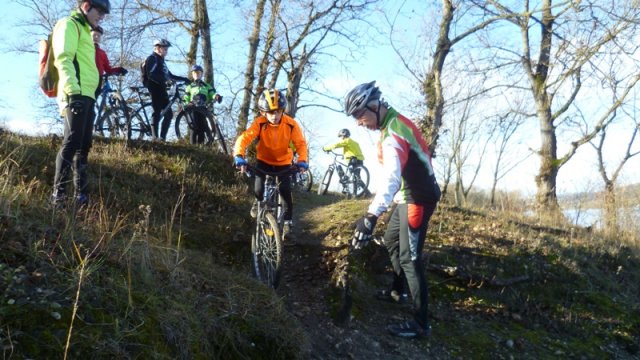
[
  {"x1": 344, "y1": 81, "x2": 381, "y2": 116},
  {"x1": 92, "y1": 25, "x2": 104, "y2": 34},
  {"x1": 338, "y1": 129, "x2": 350, "y2": 138},
  {"x1": 153, "y1": 39, "x2": 172, "y2": 47},
  {"x1": 86, "y1": 0, "x2": 110, "y2": 14},
  {"x1": 258, "y1": 89, "x2": 287, "y2": 112},
  {"x1": 191, "y1": 64, "x2": 203, "y2": 72}
]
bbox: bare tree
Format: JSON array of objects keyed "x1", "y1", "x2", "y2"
[
  {"x1": 489, "y1": 108, "x2": 529, "y2": 207},
  {"x1": 237, "y1": 0, "x2": 268, "y2": 133},
  {"x1": 591, "y1": 113, "x2": 640, "y2": 234},
  {"x1": 472, "y1": 0, "x2": 640, "y2": 216}
]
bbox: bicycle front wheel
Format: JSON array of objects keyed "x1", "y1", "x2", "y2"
[
  {"x1": 317, "y1": 169, "x2": 332, "y2": 195},
  {"x1": 130, "y1": 103, "x2": 154, "y2": 140},
  {"x1": 209, "y1": 117, "x2": 229, "y2": 155},
  {"x1": 352, "y1": 165, "x2": 370, "y2": 198},
  {"x1": 298, "y1": 171, "x2": 313, "y2": 192},
  {"x1": 174, "y1": 110, "x2": 193, "y2": 142},
  {"x1": 252, "y1": 212, "x2": 283, "y2": 289}
]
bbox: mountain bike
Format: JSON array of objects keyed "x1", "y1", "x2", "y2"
[
  {"x1": 129, "y1": 81, "x2": 187, "y2": 141},
  {"x1": 317, "y1": 151, "x2": 370, "y2": 198},
  {"x1": 174, "y1": 100, "x2": 228, "y2": 154},
  {"x1": 244, "y1": 164, "x2": 299, "y2": 289},
  {"x1": 94, "y1": 74, "x2": 133, "y2": 139}
]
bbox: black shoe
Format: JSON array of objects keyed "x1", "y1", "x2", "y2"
[
  {"x1": 387, "y1": 320, "x2": 431, "y2": 339},
  {"x1": 376, "y1": 289, "x2": 408, "y2": 304}
]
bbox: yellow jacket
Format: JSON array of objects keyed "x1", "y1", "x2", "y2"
[
  {"x1": 234, "y1": 114, "x2": 308, "y2": 166},
  {"x1": 323, "y1": 138, "x2": 364, "y2": 161},
  {"x1": 52, "y1": 10, "x2": 99, "y2": 111}
]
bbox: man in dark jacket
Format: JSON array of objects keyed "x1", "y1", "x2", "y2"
[{"x1": 142, "y1": 39, "x2": 188, "y2": 141}]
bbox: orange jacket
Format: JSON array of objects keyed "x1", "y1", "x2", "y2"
[{"x1": 234, "y1": 114, "x2": 308, "y2": 166}]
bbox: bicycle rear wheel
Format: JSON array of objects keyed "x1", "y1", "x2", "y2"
[
  {"x1": 99, "y1": 107, "x2": 128, "y2": 139},
  {"x1": 252, "y1": 212, "x2": 283, "y2": 289},
  {"x1": 317, "y1": 169, "x2": 332, "y2": 195},
  {"x1": 351, "y1": 165, "x2": 370, "y2": 198}
]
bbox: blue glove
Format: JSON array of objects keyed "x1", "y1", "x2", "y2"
[
  {"x1": 296, "y1": 161, "x2": 308, "y2": 171},
  {"x1": 234, "y1": 155, "x2": 247, "y2": 168},
  {"x1": 352, "y1": 214, "x2": 377, "y2": 249}
]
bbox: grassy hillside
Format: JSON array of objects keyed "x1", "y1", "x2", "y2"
[
  {"x1": 1, "y1": 130, "x2": 639, "y2": 359},
  {"x1": 0, "y1": 131, "x2": 305, "y2": 358}
]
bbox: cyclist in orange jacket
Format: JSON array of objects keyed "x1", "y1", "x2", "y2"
[{"x1": 233, "y1": 89, "x2": 308, "y2": 237}]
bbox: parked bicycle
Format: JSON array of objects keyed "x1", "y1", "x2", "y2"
[
  {"x1": 317, "y1": 150, "x2": 370, "y2": 198},
  {"x1": 94, "y1": 74, "x2": 132, "y2": 139},
  {"x1": 244, "y1": 164, "x2": 299, "y2": 289},
  {"x1": 174, "y1": 100, "x2": 228, "y2": 154},
  {"x1": 129, "y1": 80, "x2": 188, "y2": 141}
]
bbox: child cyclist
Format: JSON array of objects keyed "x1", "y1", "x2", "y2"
[
  {"x1": 183, "y1": 65, "x2": 222, "y2": 144},
  {"x1": 322, "y1": 128, "x2": 365, "y2": 178},
  {"x1": 233, "y1": 88, "x2": 308, "y2": 237}
]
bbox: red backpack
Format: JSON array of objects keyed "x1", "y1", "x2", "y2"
[{"x1": 38, "y1": 20, "x2": 79, "y2": 98}]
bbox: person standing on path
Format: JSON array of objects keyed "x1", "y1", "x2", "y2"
[
  {"x1": 345, "y1": 81, "x2": 441, "y2": 338},
  {"x1": 50, "y1": 0, "x2": 110, "y2": 207}
]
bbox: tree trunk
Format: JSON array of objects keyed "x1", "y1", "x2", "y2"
[
  {"x1": 421, "y1": 0, "x2": 453, "y2": 156},
  {"x1": 603, "y1": 181, "x2": 618, "y2": 234},
  {"x1": 254, "y1": 0, "x2": 280, "y2": 115},
  {"x1": 186, "y1": 0, "x2": 201, "y2": 75},
  {"x1": 199, "y1": 0, "x2": 213, "y2": 84},
  {"x1": 528, "y1": 0, "x2": 562, "y2": 217},
  {"x1": 237, "y1": 0, "x2": 267, "y2": 133}
]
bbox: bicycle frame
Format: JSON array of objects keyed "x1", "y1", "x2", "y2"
[{"x1": 130, "y1": 81, "x2": 186, "y2": 139}]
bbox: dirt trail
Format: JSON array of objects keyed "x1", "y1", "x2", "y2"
[{"x1": 276, "y1": 192, "x2": 447, "y2": 359}]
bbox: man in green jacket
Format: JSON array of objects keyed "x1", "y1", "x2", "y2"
[{"x1": 51, "y1": 0, "x2": 109, "y2": 207}]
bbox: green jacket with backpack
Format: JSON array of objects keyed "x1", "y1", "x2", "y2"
[{"x1": 52, "y1": 10, "x2": 99, "y2": 112}]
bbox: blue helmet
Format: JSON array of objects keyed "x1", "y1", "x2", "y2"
[{"x1": 191, "y1": 65, "x2": 203, "y2": 72}]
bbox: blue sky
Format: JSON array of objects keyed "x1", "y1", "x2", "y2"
[{"x1": 1, "y1": 0, "x2": 638, "y2": 197}]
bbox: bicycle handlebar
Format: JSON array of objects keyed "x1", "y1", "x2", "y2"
[{"x1": 243, "y1": 164, "x2": 300, "y2": 178}]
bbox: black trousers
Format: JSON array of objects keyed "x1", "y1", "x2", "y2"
[
  {"x1": 254, "y1": 160, "x2": 293, "y2": 221},
  {"x1": 383, "y1": 202, "x2": 437, "y2": 327},
  {"x1": 53, "y1": 96, "x2": 96, "y2": 197},
  {"x1": 190, "y1": 110, "x2": 208, "y2": 144},
  {"x1": 148, "y1": 84, "x2": 172, "y2": 140}
]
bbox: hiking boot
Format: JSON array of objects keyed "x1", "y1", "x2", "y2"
[
  {"x1": 376, "y1": 289, "x2": 409, "y2": 304},
  {"x1": 387, "y1": 320, "x2": 431, "y2": 339},
  {"x1": 250, "y1": 200, "x2": 258, "y2": 218}
]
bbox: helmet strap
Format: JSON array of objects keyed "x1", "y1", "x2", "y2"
[{"x1": 367, "y1": 100, "x2": 382, "y2": 129}]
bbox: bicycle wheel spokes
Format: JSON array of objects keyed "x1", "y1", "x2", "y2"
[
  {"x1": 253, "y1": 212, "x2": 282, "y2": 288},
  {"x1": 353, "y1": 166, "x2": 370, "y2": 198}
]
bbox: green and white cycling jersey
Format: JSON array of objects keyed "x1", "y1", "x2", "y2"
[{"x1": 367, "y1": 106, "x2": 441, "y2": 217}]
